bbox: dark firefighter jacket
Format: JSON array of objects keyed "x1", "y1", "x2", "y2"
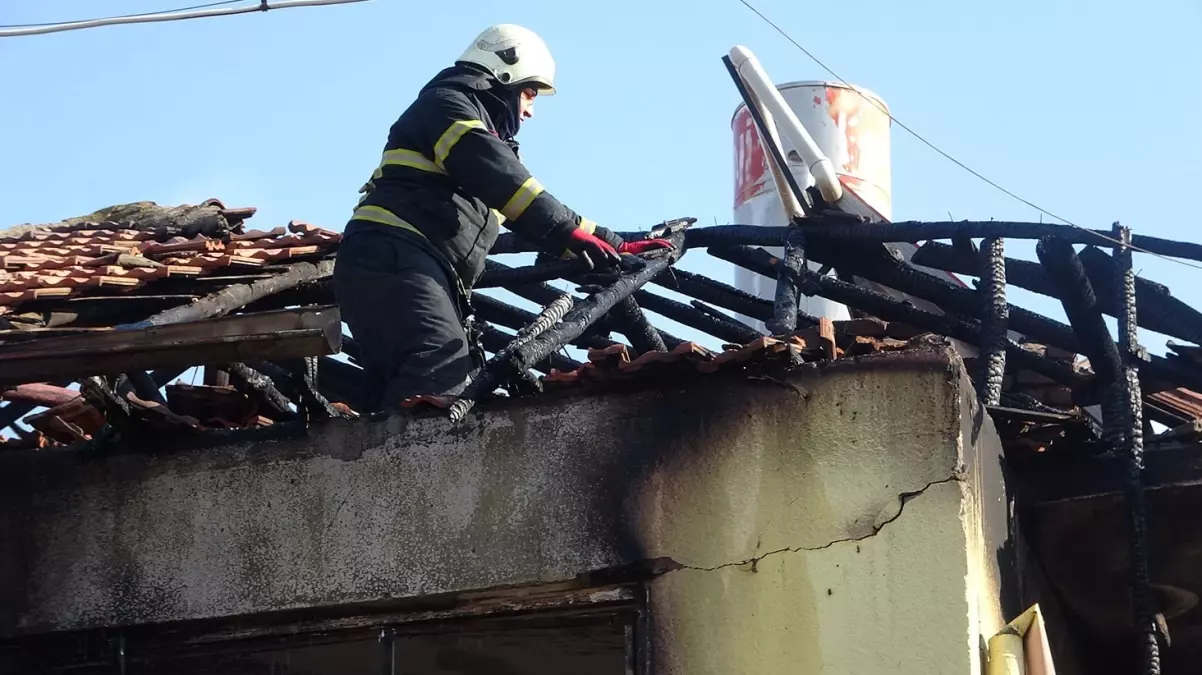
[{"x1": 348, "y1": 65, "x2": 621, "y2": 290}]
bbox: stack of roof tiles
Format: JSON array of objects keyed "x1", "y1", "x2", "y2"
[
  {"x1": 0, "y1": 200, "x2": 347, "y2": 448},
  {"x1": 0, "y1": 217, "x2": 340, "y2": 315}
]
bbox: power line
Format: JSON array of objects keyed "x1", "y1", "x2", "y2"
[
  {"x1": 734, "y1": 0, "x2": 1202, "y2": 272},
  {"x1": 0, "y1": 0, "x2": 370, "y2": 38},
  {"x1": 0, "y1": 1, "x2": 244, "y2": 28}
]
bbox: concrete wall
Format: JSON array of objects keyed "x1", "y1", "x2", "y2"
[{"x1": 0, "y1": 343, "x2": 1008, "y2": 674}]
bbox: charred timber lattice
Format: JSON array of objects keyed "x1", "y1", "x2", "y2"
[
  {"x1": 911, "y1": 241, "x2": 1202, "y2": 346},
  {"x1": 708, "y1": 244, "x2": 1092, "y2": 392},
  {"x1": 492, "y1": 220, "x2": 1202, "y2": 266},
  {"x1": 448, "y1": 256, "x2": 677, "y2": 423},
  {"x1": 448, "y1": 294, "x2": 576, "y2": 423}
]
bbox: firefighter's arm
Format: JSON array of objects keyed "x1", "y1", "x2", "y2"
[{"x1": 420, "y1": 91, "x2": 594, "y2": 254}]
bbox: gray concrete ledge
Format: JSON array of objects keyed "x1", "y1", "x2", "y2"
[{"x1": 0, "y1": 344, "x2": 1003, "y2": 639}]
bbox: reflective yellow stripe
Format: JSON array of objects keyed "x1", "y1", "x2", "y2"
[
  {"x1": 381, "y1": 148, "x2": 444, "y2": 174},
  {"x1": 500, "y1": 177, "x2": 544, "y2": 220},
  {"x1": 433, "y1": 119, "x2": 486, "y2": 169},
  {"x1": 492, "y1": 209, "x2": 506, "y2": 226},
  {"x1": 351, "y1": 205, "x2": 427, "y2": 239}
]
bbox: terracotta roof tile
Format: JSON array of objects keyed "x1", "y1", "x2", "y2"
[
  {"x1": 1148, "y1": 388, "x2": 1202, "y2": 421},
  {"x1": 0, "y1": 218, "x2": 340, "y2": 312}
]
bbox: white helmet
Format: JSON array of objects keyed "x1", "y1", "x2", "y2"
[{"x1": 457, "y1": 24, "x2": 557, "y2": 95}]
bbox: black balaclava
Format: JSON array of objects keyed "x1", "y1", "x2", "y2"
[{"x1": 476, "y1": 83, "x2": 524, "y2": 157}]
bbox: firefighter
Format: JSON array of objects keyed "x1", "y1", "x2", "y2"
[{"x1": 333, "y1": 24, "x2": 672, "y2": 413}]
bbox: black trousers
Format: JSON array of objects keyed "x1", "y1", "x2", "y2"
[{"x1": 332, "y1": 226, "x2": 481, "y2": 413}]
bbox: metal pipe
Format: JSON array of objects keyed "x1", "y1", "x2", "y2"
[
  {"x1": 727, "y1": 46, "x2": 843, "y2": 203},
  {"x1": 721, "y1": 53, "x2": 816, "y2": 214}
]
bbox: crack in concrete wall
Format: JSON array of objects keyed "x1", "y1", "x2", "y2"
[{"x1": 671, "y1": 473, "x2": 967, "y2": 573}]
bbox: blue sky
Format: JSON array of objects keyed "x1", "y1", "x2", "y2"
[{"x1": 3, "y1": 0, "x2": 1201, "y2": 361}]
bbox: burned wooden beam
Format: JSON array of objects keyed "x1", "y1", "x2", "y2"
[
  {"x1": 637, "y1": 222, "x2": 1202, "y2": 264},
  {"x1": 474, "y1": 294, "x2": 615, "y2": 351},
  {"x1": 126, "y1": 259, "x2": 334, "y2": 328},
  {"x1": 610, "y1": 296, "x2": 670, "y2": 354},
  {"x1": 652, "y1": 268, "x2": 775, "y2": 323},
  {"x1": 911, "y1": 241, "x2": 1055, "y2": 295},
  {"x1": 767, "y1": 227, "x2": 806, "y2": 335},
  {"x1": 0, "y1": 402, "x2": 40, "y2": 433},
  {"x1": 0, "y1": 199, "x2": 253, "y2": 242},
  {"x1": 479, "y1": 325, "x2": 581, "y2": 374},
  {"x1": 203, "y1": 367, "x2": 231, "y2": 387},
  {"x1": 1035, "y1": 237, "x2": 1125, "y2": 440},
  {"x1": 449, "y1": 294, "x2": 577, "y2": 422},
  {"x1": 0, "y1": 306, "x2": 342, "y2": 387},
  {"x1": 126, "y1": 371, "x2": 169, "y2": 406},
  {"x1": 814, "y1": 242, "x2": 1084, "y2": 354},
  {"x1": 475, "y1": 259, "x2": 589, "y2": 288},
  {"x1": 1110, "y1": 224, "x2": 1163, "y2": 672},
  {"x1": 632, "y1": 291, "x2": 762, "y2": 345},
  {"x1": 559, "y1": 267, "x2": 685, "y2": 353},
  {"x1": 913, "y1": 241, "x2": 1202, "y2": 345},
  {"x1": 227, "y1": 362, "x2": 297, "y2": 420},
  {"x1": 16, "y1": 294, "x2": 201, "y2": 329},
  {"x1": 711, "y1": 244, "x2": 1092, "y2": 393},
  {"x1": 316, "y1": 356, "x2": 367, "y2": 412},
  {"x1": 493, "y1": 221, "x2": 1202, "y2": 265},
  {"x1": 511, "y1": 257, "x2": 676, "y2": 376},
  {"x1": 294, "y1": 357, "x2": 347, "y2": 422},
  {"x1": 977, "y1": 238, "x2": 1008, "y2": 407}
]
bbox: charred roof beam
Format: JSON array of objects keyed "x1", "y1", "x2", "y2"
[
  {"x1": 1034, "y1": 236, "x2": 1125, "y2": 442},
  {"x1": 912, "y1": 241, "x2": 1202, "y2": 345}
]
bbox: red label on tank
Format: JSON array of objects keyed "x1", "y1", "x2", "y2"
[{"x1": 733, "y1": 108, "x2": 769, "y2": 209}]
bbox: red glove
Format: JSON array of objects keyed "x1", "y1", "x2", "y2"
[
  {"x1": 618, "y1": 239, "x2": 675, "y2": 256},
  {"x1": 566, "y1": 227, "x2": 621, "y2": 269}
]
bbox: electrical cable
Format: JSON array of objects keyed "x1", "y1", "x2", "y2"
[
  {"x1": 0, "y1": 1, "x2": 245, "y2": 28},
  {"x1": 734, "y1": 0, "x2": 1202, "y2": 272},
  {"x1": 0, "y1": 0, "x2": 368, "y2": 37}
]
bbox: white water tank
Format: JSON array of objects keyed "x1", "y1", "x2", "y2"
[{"x1": 731, "y1": 80, "x2": 893, "y2": 329}]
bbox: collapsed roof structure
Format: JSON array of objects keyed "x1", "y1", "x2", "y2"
[{"x1": 3, "y1": 46, "x2": 1201, "y2": 674}]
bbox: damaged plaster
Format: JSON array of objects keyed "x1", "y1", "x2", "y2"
[{"x1": 1, "y1": 345, "x2": 1008, "y2": 675}]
